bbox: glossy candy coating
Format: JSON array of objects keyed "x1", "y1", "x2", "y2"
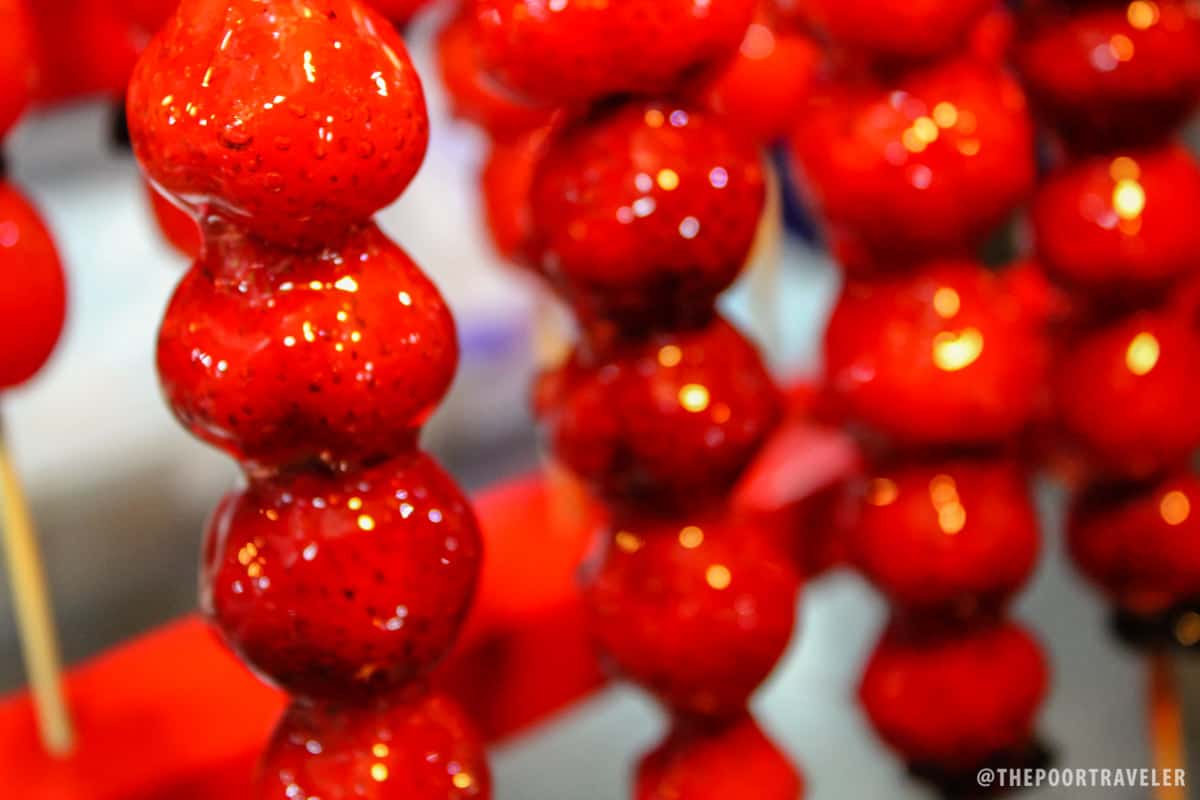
[
  {"x1": 0, "y1": 182, "x2": 67, "y2": 390},
  {"x1": 256, "y1": 693, "x2": 490, "y2": 799},
  {"x1": 1015, "y1": 0, "x2": 1200, "y2": 153},
  {"x1": 1032, "y1": 143, "x2": 1200, "y2": 297},
  {"x1": 537, "y1": 316, "x2": 781, "y2": 507},
  {"x1": 636, "y1": 714, "x2": 803, "y2": 800},
  {"x1": 530, "y1": 100, "x2": 765, "y2": 327},
  {"x1": 1068, "y1": 473, "x2": 1200, "y2": 615},
  {"x1": 789, "y1": 0, "x2": 992, "y2": 61},
  {"x1": 0, "y1": 0, "x2": 37, "y2": 137},
  {"x1": 850, "y1": 459, "x2": 1040, "y2": 617},
  {"x1": 824, "y1": 261, "x2": 1049, "y2": 447},
  {"x1": 790, "y1": 58, "x2": 1034, "y2": 274},
  {"x1": 158, "y1": 223, "x2": 457, "y2": 470},
  {"x1": 860, "y1": 621, "x2": 1048, "y2": 772},
  {"x1": 1054, "y1": 309, "x2": 1200, "y2": 479},
  {"x1": 203, "y1": 452, "x2": 482, "y2": 702},
  {"x1": 127, "y1": 0, "x2": 429, "y2": 247},
  {"x1": 584, "y1": 507, "x2": 798, "y2": 717},
  {"x1": 145, "y1": 180, "x2": 202, "y2": 259},
  {"x1": 474, "y1": 0, "x2": 755, "y2": 104}
]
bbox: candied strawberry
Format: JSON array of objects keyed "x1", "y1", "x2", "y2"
[
  {"x1": 157, "y1": 223, "x2": 457, "y2": 470},
  {"x1": 786, "y1": 0, "x2": 992, "y2": 61},
  {"x1": 1032, "y1": 143, "x2": 1200, "y2": 298},
  {"x1": 529, "y1": 99, "x2": 765, "y2": 327},
  {"x1": 436, "y1": 9, "x2": 556, "y2": 140},
  {"x1": 1068, "y1": 473, "x2": 1200, "y2": 616},
  {"x1": 823, "y1": 261, "x2": 1049, "y2": 447},
  {"x1": 0, "y1": 0, "x2": 36, "y2": 137},
  {"x1": 474, "y1": 0, "x2": 755, "y2": 104},
  {"x1": 850, "y1": 458, "x2": 1040, "y2": 617},
  {"x1": 702, "y1": 13, "x2": 824, "y2": 144},
  {"x1": 479, "y1": 126, "x2": 552, "y2": 263},
  {"x1": 256, "y1": 693, "x2": 491, "y2": 799},
  {"x1": 636, "y1": 714, "x2": 802, "y2": 800},
  {"x1": 31, "y1": 0, "x2": 142, "y2": 102},
  {"x1": 145, "y1": 180, "x2": 202, "y2": 259},
  {"x1": 1054, "y1": 309, "x2": 1200, "y2": 479},
  {"x1": 203, "y1": 452, "x2": 482, "y2": 702},
  {"x1": 859, "y1": 620, "x2": 1048, "y2": 774},
  {"x1": 789, "y1": 58, "x2": 1034, "y2": 274},
  {"x1": 0, "y1": 182, "x2": 67, "y2": 390},
  {"x1": 1015, "y1": 0, "x2": 1200, "y2": 153},
  {"x1": 584, "y1": 506, "x2": 798, "y2": 717},
  {"x1": 540, "y1": 315, "x2": 780, "y2": 507},
  {"x1": 127, "y1": 0, "x2": 428, "y2": 248}
]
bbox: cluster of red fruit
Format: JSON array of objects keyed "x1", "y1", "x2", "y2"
[
  {"x1": 789, "y1": 0, "x2": 1052, "y2": 787},
  {"x1": 1014, "y1": 0, "x2": 1200, "y2": 641},
  {"x1": 441, "y1": 1, "x2": 804, "y2": 797},
  {"x1": 126, "y1": 2, "x2": 491, "y2": 798},
  {"x1": 0, "y1": 0, "x2": 66, "y2": 396}
]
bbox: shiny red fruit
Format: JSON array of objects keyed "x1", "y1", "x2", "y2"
[
  {"x1": 480, "y1": 126, "x2": 551, "y2": 262},
  {"x1": 790, "y1": 58, "x2": 1034, "y2": 273},
  {"x1": 538, "y1": 316, "x2": 781, "y2": 507},
  {"x1": 157, "y1": 223, "x2": 457, "y2": 470},
  {"x1": 145, "y1": 180, "x2": 202, "y2": 259},
  {"x1": 436, "y1": 9, "x2": 555, "y2": 141},
  {"x1": 850, "y1": 459, "x2": 1040, "y2": 617},
  {"x1": 256, "y1": 693, "x2": 491, "y2": 799},
  {"x1": 474, "y1": 0, "x2": 755, "y2": 104},
  {"x1": 1032, "y1": 143, "x2": 1200, "y2": 297},
  {"x1": 636, "y1": 714, "x2": 803, "y2": 800},
  {"x1": 824, "y1": 261, "x2": 1049, "y2": 447},
  {"x1": 0, "y1": 182, "x2": 67, "y2": 390},
  {"x1": 585, "y1": 506, "x2": 798, "y2": 717},
  {"x1": 530, "y1": 100, "x2": 765, "y2": 327},
  {"x1": 1054, "y1": 310, "x2": 1200, "y2": 478},
  {"x1": 1069, "y1": 473, "x2": 1200, "y2": 615},
  {"x1": 788, "y1": 0, "x2": 992, "y2": 61},
  {"x1": 127, "y1": 0, "x2": 428, "y2": 248},
  {"x1": 203, "y1": 452, "x2": 482, "y2": 702},
  {"x1": 0, "y1": 0, "x2": 36, "y2": 136},
  {"x1": 860, "y1": 620, "x2": 1048, "y2": 773},
  {"x1": 32, "y1": 0, "x2": 140, "y2": 102},
  {"x1": 1015, "y1": 0, "x2": 1200, "y2": 152},
  {"x1": 702, "y1": 15, "x2": 823, "y2": 144}
]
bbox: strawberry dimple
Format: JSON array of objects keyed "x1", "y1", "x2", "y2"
[
  {"x1": 474, "y1": 0, "x2": 755, "y2": 104},
  {"x1": 203, "y1": 452, "x2": 482, "y2": 703},
  {"x1": 127, "y1": 0, "x2": 429, "y2": 248},
  {"x1": 157, "y1": 223, "x2": 457, "y2": 470}
]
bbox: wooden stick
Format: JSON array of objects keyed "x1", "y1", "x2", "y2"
[
  {"x1": 1149, "y1": 652, "x2": 1186, "y2": 800},
  {"x1": 0, "y1": 416, "x2": 73, "y2": 756}
]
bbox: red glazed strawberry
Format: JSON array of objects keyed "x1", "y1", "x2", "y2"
[
  {"x1": 584, "y1": 506, "x2": 798, "y2": 717},
  {"x1": 474, "y1": 0, "x2": 755, "y2": 104},
  {"x1": 538, "y1": 315, "x2": 781, "y2": 507},
  {"x1": 859, "y1": 620, "x2": 1048, "y2": 773},
  {"x1": 479, "y1": 126, "x2": 552, "y2": 263},
  {"x1": 636, "y1": 714, "x2": 802, "y2": 800},
  {"x1": 256, "y1": 693, "x2": 491, "y2": 799},
  {"x1": 0, "y1": 182, "x2": 67, "y2": 390},
  {"x1": 785, "y1": 0, "x2": 992, "y2": 61},
  {"x1": 530, "y1": 99, "x2": 765, "y2": 327},
  {"x1": 31, "y1": 0, "x2": 141, "y2": 103},
  {"x1": 145, "y1": 179, "x2": 202, "y2": 259},
  {"x1": 157, "y1": 223, "x2": 457, "y2": 470},
  {"x1": 823, "y1": 261, "x2": 1049, "y2": 447},
  {"x1": 1068, "y1": 473, "x2": 1200, "y2": 616},
  {"x1": 850, "y1": 458, "x2": 1040, "y2": 617},
  {"x1": 436, "y1": 9, "x2": 556, "y2": 141},
  {"x1": 203, "y1": 451, "x2": 482, "y2": 702},
  {"x1": 790, "y1": 57, "x2": 1034, "y2": 273},
  {"x1": 702, "y1": 11, "x2": 823, "y2": 145},
  {"x1": 1054, "y1": 309, "x2": 1200, "y2": 479},
  {"x1": 1015, "y1": 0, "x2": 1200, "y2": 152},
  {"x1": 1032, "y1": 143, "x2": 1200, "y2": 297},
  {"x1": 0, "y1": 0, "x2": 37, "y2": 137},
  {"x1": 127, "y1": 0, "x2": 429, "y2": 248}
]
